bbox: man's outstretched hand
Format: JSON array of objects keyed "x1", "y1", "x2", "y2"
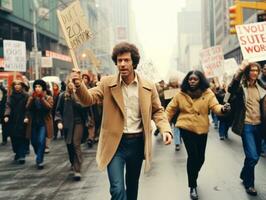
[{"x1": 71, "y1": 68, "x2": 81, "y2": 88}]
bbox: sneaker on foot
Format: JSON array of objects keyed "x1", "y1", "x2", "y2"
[
  {"x1": 87, "y1": 139, "x2": 93, "y2": 149},
  {"x1": 175, "y1": 144, "x2": 180, "y2": 151},
  {"x1": 37, "y1": 162, "x2": 44, "y2": 170},
  {"x1": 73, "y1": 172, "x2": 81, "y2": 181},
  {"x1": 246, "y1": 187, "x2": 257, "y2": 196},
  {"x1": 190, "y1": 187, "x2": 198, "y2": 200},
  {"x1": 44, "y1": 147, "x2": 50, "y2": 154},
  {"x1": 260, "y1": 152, "x2": 266, "y2": 157},
  {"x1": 18, "y1": 158, "x2": 25, "y2": 164},
  {"x1": 220, "y1": 136, "x2": 225, "y2": 140}
]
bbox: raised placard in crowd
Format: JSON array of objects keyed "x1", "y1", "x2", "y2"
[
  {"x1": 57, "y1": 1, "x2": 92, "y2": 49},
  {"x1": 3, "y1": 40, "x2": 26, "y2": 72},
  {"x1": 224, "y1": 58, "x2": 239, "y2": 76},
  {"x1": 200, "y1": 45, "x2": 224, "y2": 78},
  {"x1": 164, "y1": 89, "x2": 179, "y2": 100},
  {"x1": 136, "y1": 62, "x2": 161, "y2": 83},
  {"x1": 236, "y1": 22, "x2": 266, "y2": 62}
]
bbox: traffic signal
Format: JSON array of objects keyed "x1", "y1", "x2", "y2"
[
  {"x1": 229, "y1": 4, "x2": 243, "y2": 34},
  {"x1": 257, "y1": 13, "x2": 266, "y2": 22}
]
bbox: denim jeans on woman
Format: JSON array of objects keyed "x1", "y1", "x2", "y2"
[
  {"x1": 240, "y1": 124, "x2": 261, "y2": 189},
  {"x1": 172, "y1": 124, "x2": 181, "y2": 145},
  {"x1": 31, "y1": 125, "x2": 46, "y2": 165}
]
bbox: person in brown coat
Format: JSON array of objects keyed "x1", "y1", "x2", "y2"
[
  {"x1": 25, "y1": 79, "x2": 53, "y2": 169},
  {"x1": 55, "y1": 78, "x2": 87, "y2": 181},
  {"x1": 72, "y1": 42, "x2": 172, "y2": 200}
]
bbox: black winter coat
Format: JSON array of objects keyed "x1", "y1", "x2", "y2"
[
  {"x1": 228, "y1": 73, "x2": 266, "y2": 137},
  {"x1": 4, "y1": 91, "x2": 29, "y2": 138}
]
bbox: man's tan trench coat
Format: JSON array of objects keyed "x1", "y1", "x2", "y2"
[{"x1": 76, "y1": 73, "x2": 172, "y2": 171}]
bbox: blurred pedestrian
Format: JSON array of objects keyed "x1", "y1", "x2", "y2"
[
  {"x1": 52, "y1": 82, "x2": 61, "y2": 140},
  {"x1": 0, "y1": 81, "x2": 8, "y2": 145},
  {"x1": 166, "y1": 77, "x2": 182, "y2": 151},
  {"x1": 216, "y1": 83, "x2": 232, "y2": 140}
]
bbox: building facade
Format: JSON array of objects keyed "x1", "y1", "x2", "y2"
[
  {"x1": 201, "y1": 0, "x2": 265, "y2": 65},
  {"x1": 0, "y1": 0, "x2": 72, "y2": 80}
]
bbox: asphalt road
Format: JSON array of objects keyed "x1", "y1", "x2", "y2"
[{"x1": 0, "y1": 125, "x2": 266, "y2": 200}]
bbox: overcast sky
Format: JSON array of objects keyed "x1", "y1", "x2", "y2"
[{"x1": 131, "y1": 0, "x2": 186, "y2": 79}]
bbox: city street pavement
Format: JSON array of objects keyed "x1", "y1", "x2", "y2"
[{"x1": 1, "y1": 125, "x2": 266, "y2": 200}]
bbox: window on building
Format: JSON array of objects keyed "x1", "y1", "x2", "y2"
[{"x1": 11, "y1": 24, "x2": 22, "y2": 41}]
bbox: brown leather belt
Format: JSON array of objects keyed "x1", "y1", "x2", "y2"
[{"x1": 122, "y1": 132, "x2": 143, "y2": 139}]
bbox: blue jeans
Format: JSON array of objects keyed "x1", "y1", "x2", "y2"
[
  {"x1": 172, "y1": 124, "x2": 181, "y2": 145},
  {"x1": 211, "y1": 112, "x2": 218, "y2": 128},
  {"x1": 107, "y1": 136, "x2": 144, "y2": 200},
  {"x1": 261, "y1": 139, "x2": 266, "y2": 153},
  {"x1": 218, "y1": 120, "x2": 231, "y2": 138},
  {"x1": 240, "y1": 124, "x2": 261, "y2": 188},
  {"x1": 31, "y1": 125, "x2": 46, "y2": 164}
]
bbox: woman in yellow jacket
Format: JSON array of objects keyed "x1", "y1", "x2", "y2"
[{"x1": 166, "y1": 70, "x2": 230, "y2": 200}]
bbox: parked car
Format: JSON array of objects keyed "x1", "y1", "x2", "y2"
[{"x1": 42, "y1": 76, "x2": 61, "y2": 95}]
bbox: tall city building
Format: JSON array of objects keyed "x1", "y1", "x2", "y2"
[
  {"x1": 110, "y1": 0, "x2": 130, "y2": 43},
  {"x1": 177, "y1": 0, "x2": 202, "y2": 73},
  {"x1": 78, "y1": 0, "x2": 114, "y2": 75},
  {"x1": 201, "y1": 0, "x2": 265, "y2": 64}
]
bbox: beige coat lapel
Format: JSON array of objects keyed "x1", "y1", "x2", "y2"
[
  {"x1": 138, "y1": 75, "x2": 152, "y2": 129},
  {"x1": 109, "y1": 75, "x2": 125, "y2": 117}
]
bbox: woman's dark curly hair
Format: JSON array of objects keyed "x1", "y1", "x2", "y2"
[
  {"x1": 111, "y1": 42, "x2": 140, "y2": 69},
  {"x1": 181, "y1": 70, "x2": 210, "y2": 93}
]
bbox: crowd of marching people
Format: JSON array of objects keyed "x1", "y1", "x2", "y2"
[
  {"x1": 154, "y1": 61, "x2": 266, "y2": 199},
  {"x1": 0, "y1": 70, "x2": 102, "y2": 180},
  {"x1": 1, "y1": 41, "x2": 266, "y2": 200}
]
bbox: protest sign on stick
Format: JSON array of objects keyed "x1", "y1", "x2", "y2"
[
  {"x1": 57, "y1": 0, "x2": 92, "y2": 69},
  {"x1": 200, "y1": 45, "x2": 224, "y2": 78},
  {"x1": 236, "y1": 22, "x2": 266, "y2": 62},
  {"x1": 3, "y1": 40, "x2": 26, "y2": 73}
]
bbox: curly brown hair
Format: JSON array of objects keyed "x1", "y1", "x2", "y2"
[
  {"x1": 243, "y1": 62, "x2": 261, "y2": 80},
  {"x1": 111, "y1": 42, "x2": 140, "y2": 69}
]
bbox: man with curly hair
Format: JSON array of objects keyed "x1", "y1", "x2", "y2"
[{"x1": 72, "y1": 42, "x2": 172, "y2": 200}]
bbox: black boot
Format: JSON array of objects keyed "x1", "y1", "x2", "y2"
[
  {"x1": 87, "y1": 139, "x2": 93, "y2": 149},
  {"x1": 190, "y1": 187, "x2": 198, "y2": 200}
]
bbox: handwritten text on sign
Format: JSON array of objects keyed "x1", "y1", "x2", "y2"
[
  {"x1": 236, "y1": 22, "x2": 266, "y2": 62},
  {"x1": 57, "y1": 1, "x2": 92, "y2": 49},
  {"x1": 3, "y1": 40, "x2": 26, "y2": 72},
  {"x1": 200, "y1": 45, "x2": 224, "y2": 78}
]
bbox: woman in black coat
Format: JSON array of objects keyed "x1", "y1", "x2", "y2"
[{"x1": 4, "y1": 80, "x2": 29, "y2": 164}]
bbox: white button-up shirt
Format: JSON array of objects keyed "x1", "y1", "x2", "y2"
[{"x1": 120, "y1": 75, "x2": 143, "y2": 134}]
